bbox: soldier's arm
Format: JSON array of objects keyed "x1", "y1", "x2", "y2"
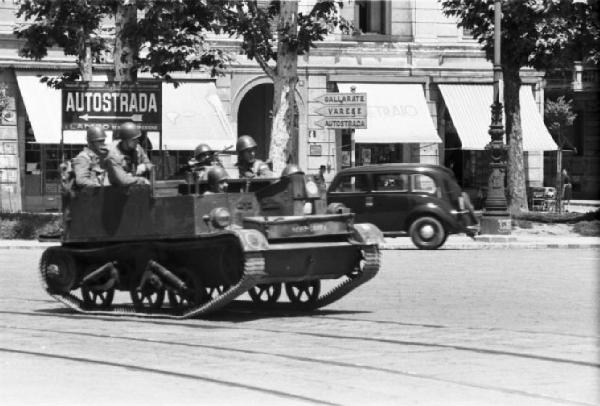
[
  {"x1": 106, "y1": 156, "x2": 149, "y2": 186},
  {"x1": 72, "y1": 155, "x2": 100, "y2": 188},
  {"x1": 257, "y1": 162, "x2": 274, "y2": 178},
  {"x1": 135, "y1": 146, "x2": 154, "y2": 175}
]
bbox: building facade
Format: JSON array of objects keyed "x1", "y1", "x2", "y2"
[{"x1": 0, "y1": 0, "x2": 569, "y2": 213}]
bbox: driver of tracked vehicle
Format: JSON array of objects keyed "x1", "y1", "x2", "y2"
[
  {"x1": 188, "y1": 143, "x2": 224, "y2": 181},
  {"x1": 72, "y1": 126, "x2": 109, "y2": 188},
  {"x1": 204, "y1": 166, "x2": 229, "y2": 195},
  {"x1": 105, "y1": 121, "x2": 153, "y2": 186},
  {"x1": 235, "y1": 135, "x2": 273, "y2": 179}
]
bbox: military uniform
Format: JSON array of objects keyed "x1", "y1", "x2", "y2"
[
  {"x1": 105, "y1": 143, "x2": 153, "y2": 186},
  {"x1": 236, "y1": 159, "x2": 273, "y2": 179},
  {"x1": 72, "y1": 146, "x2": 107, "y2": 188}
]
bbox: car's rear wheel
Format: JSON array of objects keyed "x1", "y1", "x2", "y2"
[{"x1": 409, "y1": 216, "x2": 447, "y2": 250}]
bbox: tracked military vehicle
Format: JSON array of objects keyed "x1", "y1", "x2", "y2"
[{"x1": 39, "y1": 170, "x2": 383, "y2": 319}]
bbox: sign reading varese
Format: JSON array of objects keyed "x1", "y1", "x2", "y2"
[
  {"x1": 62, "y1": 81, "x2": 162, "y2": 131},
  {"x1": 313, "y1": 92, "x2": 367, "y2": 129}
]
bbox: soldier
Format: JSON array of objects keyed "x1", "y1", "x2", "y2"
[
  {"x1": 105, "y1": 121, "x2": 153, "y2": 186},
  {"x1": 189, "y1": 143, "x2": 223, "y2": 181},
  {"x1": 72, "y1": 126, "x2": 109, "y2": 188},
  {"x1": 235, "y1": 135, "x2": 273, "y2": 179},
  {"x1": 204, "y1": 166, "x2": 229, "y2": 194}
]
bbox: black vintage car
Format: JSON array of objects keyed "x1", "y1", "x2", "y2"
[{"x1": 327, "y1": 163, "x2": 479, "y2": 249}]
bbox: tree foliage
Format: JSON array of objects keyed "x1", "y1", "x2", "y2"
[
  {"x1": 211, "y1": 1, "x2": 350, "y2": 79},
  {"x1": 14, "y1": 0, "x2": 230, "y2": 84},
  {"x1": 440, "y1": 0, "x2": 598, "y2": 213},
  {"x1": 544, "y1": 96, "x2": 577, "y2": 148}
]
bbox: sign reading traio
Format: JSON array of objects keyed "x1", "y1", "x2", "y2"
[
  {"x1": 62, "y1": 81, "x2": 162, "y2": 131},
  {"x1": 313, "y1": 91, "x2": 367, "y2": 129}
]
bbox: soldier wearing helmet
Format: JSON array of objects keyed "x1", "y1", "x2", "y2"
[
  {"x1": 71, "y1": 126, "x2": 109, "y2": 188},
  {"x1": 187, "y1": 143, "x2": 224, "y2": 181},
  {"x1": 105, "y1": 121, "x2": 153, "y2": 186},
  {"x1": 235, "y1": 135, "x2": 273, "y2": 179},
  {"x1": 204, "y1": 166, "x2": 229, "y2": 194}
]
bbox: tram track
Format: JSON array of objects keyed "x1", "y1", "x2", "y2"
[
  {"x1": 0, "y1": 324, "x2": 595, "y2": 406},
  {"x1": 2, "y1": 309, "x2": 597, "y2": 368},
  {"x1": 0, "y1": 346, "x2": 340, "y2": 406}
]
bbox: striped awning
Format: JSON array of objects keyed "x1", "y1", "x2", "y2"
[
  {"x1": 337, "y1": 83, "x2": 441, "y2": 144},
  {"x1": 438, "y1": 84, "x2": 557, "y2": 151},
  {"x1": 16, "y1": 71, "x2": 234, "y2": 150}
]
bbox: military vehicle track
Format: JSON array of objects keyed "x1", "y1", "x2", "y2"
[{"x1": 39, "y1": 244, "x2": 380, "y2": 319}]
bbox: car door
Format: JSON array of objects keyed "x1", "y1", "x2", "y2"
[
  {"x1": 327, "y1": 173, "x2": 371, "y2": 222},
  {"x1": 370, "y1": 172, "x2": 411, "y2": 232}
]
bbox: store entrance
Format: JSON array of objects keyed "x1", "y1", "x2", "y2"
[
  {"x1": 355, "y1": 144, "x2": 405, "y2": 166},
  {"x1": 237, "y1": 83, "x2": 273, "y2": 161}
]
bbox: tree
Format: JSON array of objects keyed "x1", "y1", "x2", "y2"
[
  {"x1": 212, "y1": 1, "x2": 350, "y2": 174},
  {"x1": 544, "y1": 96, "x2": 577, "y2": 212},
  {"x1": 14, "y1": 0, "x2": 229, "y2": 84},
  {"x1": 14, "y1": 0, "x2": 110, "y2": 82},
  {"x1": 441, "y1": 0, "x2": 598, "y2": 213}
]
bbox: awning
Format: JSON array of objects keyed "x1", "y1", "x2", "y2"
[
  {"x1": 148, "y1": 81, "x2": 235, "y2": 151},
  {"x1": 337, "y1": 83, "x2": 441, "y2": 144},
  {"x1": 438, "y1": 84, "x2": 557, "y2": 151},
  {"x1": 16, "y1": 71, "x2": 234, "y2": 150},
  {"x1": 16, "y1": 71, "x2": 108, "y2": 144}
]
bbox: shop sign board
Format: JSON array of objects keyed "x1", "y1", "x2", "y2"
[
  {"x1": 314, "y1": 92, "x2": 367, "y2": 129},
  {"x1": 62, "y1": 81, "x2": 162, "y2": 131}
]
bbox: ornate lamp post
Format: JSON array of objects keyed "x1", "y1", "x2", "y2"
[{"x1": 480, "y1": 0, "x2": 511, "y2": 234}]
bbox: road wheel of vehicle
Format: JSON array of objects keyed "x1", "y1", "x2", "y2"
[
  {"x1": 285, "y1": 280, "x2": 321, "y2": 305},
  {"x1": 129, "y1": 272, "x2": 165, "y2": 310},
  {"x1": 204, "y1": 284, "x2": 230, "y2": 300},
  {"x1": 167, "y1": 268, "x2": 205, "y2": 311},
  {"x1": 248, "y1": 283, "x2": 281, "y2": 304},
  {"x1": 409, "y1": 216, "x2": 447, "y2": 250},
  {"x1": 81, "y1": 286, "x2": 115, "y2": 308}
]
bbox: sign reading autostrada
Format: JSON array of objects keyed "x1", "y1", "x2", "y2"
[
  {"x1": 313, "y1": 91, "x2": 367, "y2": 129},
  {"x1": 62, "y1": 81, "x2": 162, "y2": 131}
]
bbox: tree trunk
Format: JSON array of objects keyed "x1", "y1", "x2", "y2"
[
  {"x1": 268, "y1": 0, "x2": 298, "y2": 175},
  {"x1": 503, "y1": 67, "x2": 528, "y2": 213},
  {"x1": 77, "y1": 29, "x2": 93, "y2": 81},
  {"x1": 114, "y1": 2, "x2": 137, "y2": 82}
]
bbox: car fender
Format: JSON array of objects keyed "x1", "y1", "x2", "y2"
[{"x1": 404, "y1": 203, "x2": 461, "y2": 232}]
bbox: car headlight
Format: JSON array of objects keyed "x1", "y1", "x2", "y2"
[
  {"x1": 303, "y1": 201, "x2": 313, "y2": 214},
  {"x1": 209, "y1": 207, "x2": 231, "y2": 229}
]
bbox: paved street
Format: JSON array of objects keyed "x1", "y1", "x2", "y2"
[{"x1": 0, "y1": 248, "x2": 598, "y2": 406}]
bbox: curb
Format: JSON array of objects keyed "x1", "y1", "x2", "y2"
[
  {"x1": 2, "y1": 241, "x2": 598, "y2": 250},
  {"x1": 380, "y1": 242, "x2": 600, "y2": 250}
]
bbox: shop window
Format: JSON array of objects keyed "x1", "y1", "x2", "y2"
[
  {"x1": 333, "y1": 174, "x2": 369, "y2": 193},
  {"x1": 356, "y1": 144, "x2": 403, "y2": 166},
  {"x1": 356, "y1": 0, "x2": 387, "y2": 35},
  {"x1": 374, "y1": 173, "x2": 408, "y2": 192},
  {"x1": 412, "y1": 174, "x2": 437, "y2": 194}
]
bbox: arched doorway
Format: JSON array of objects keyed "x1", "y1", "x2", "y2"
[{"x1": 237, "y1": 83, "x2": 273, "y2": 160}]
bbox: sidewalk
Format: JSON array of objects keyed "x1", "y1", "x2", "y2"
[
  {"x1": 1, "y1": 234, "x2": 598, "y2": 250},
  {"x1": 382, "y1": 234, "x2": 600, "y2": 250}
]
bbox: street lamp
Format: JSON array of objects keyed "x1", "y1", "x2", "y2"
[{"x1": 480, "y1": 0, "x2": 511, "y2": 234}]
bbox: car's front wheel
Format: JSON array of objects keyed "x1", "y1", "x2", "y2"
[{"x1": 409, "y1": 216, "x2": 447, "y2": 250}]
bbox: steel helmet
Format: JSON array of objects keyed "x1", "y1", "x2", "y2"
[
  {"x1": 118, "y1": 122, "x2": 141, "y2": 141},
  {"x1": 194, "y1": 143, "x2": 214, "y2": 157},
  {"x1": 207, "y1": 166, "x2": 229, "y2": 185},
  {"x1": 236, "y1": 135, "x2": 257, "y2": 153},
  {"x1": 86, "y1": 126, "x2": 106, "y2": 143},
  {"x1": 281, "y1": 164, "x2": 304, "y2": 178}
]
